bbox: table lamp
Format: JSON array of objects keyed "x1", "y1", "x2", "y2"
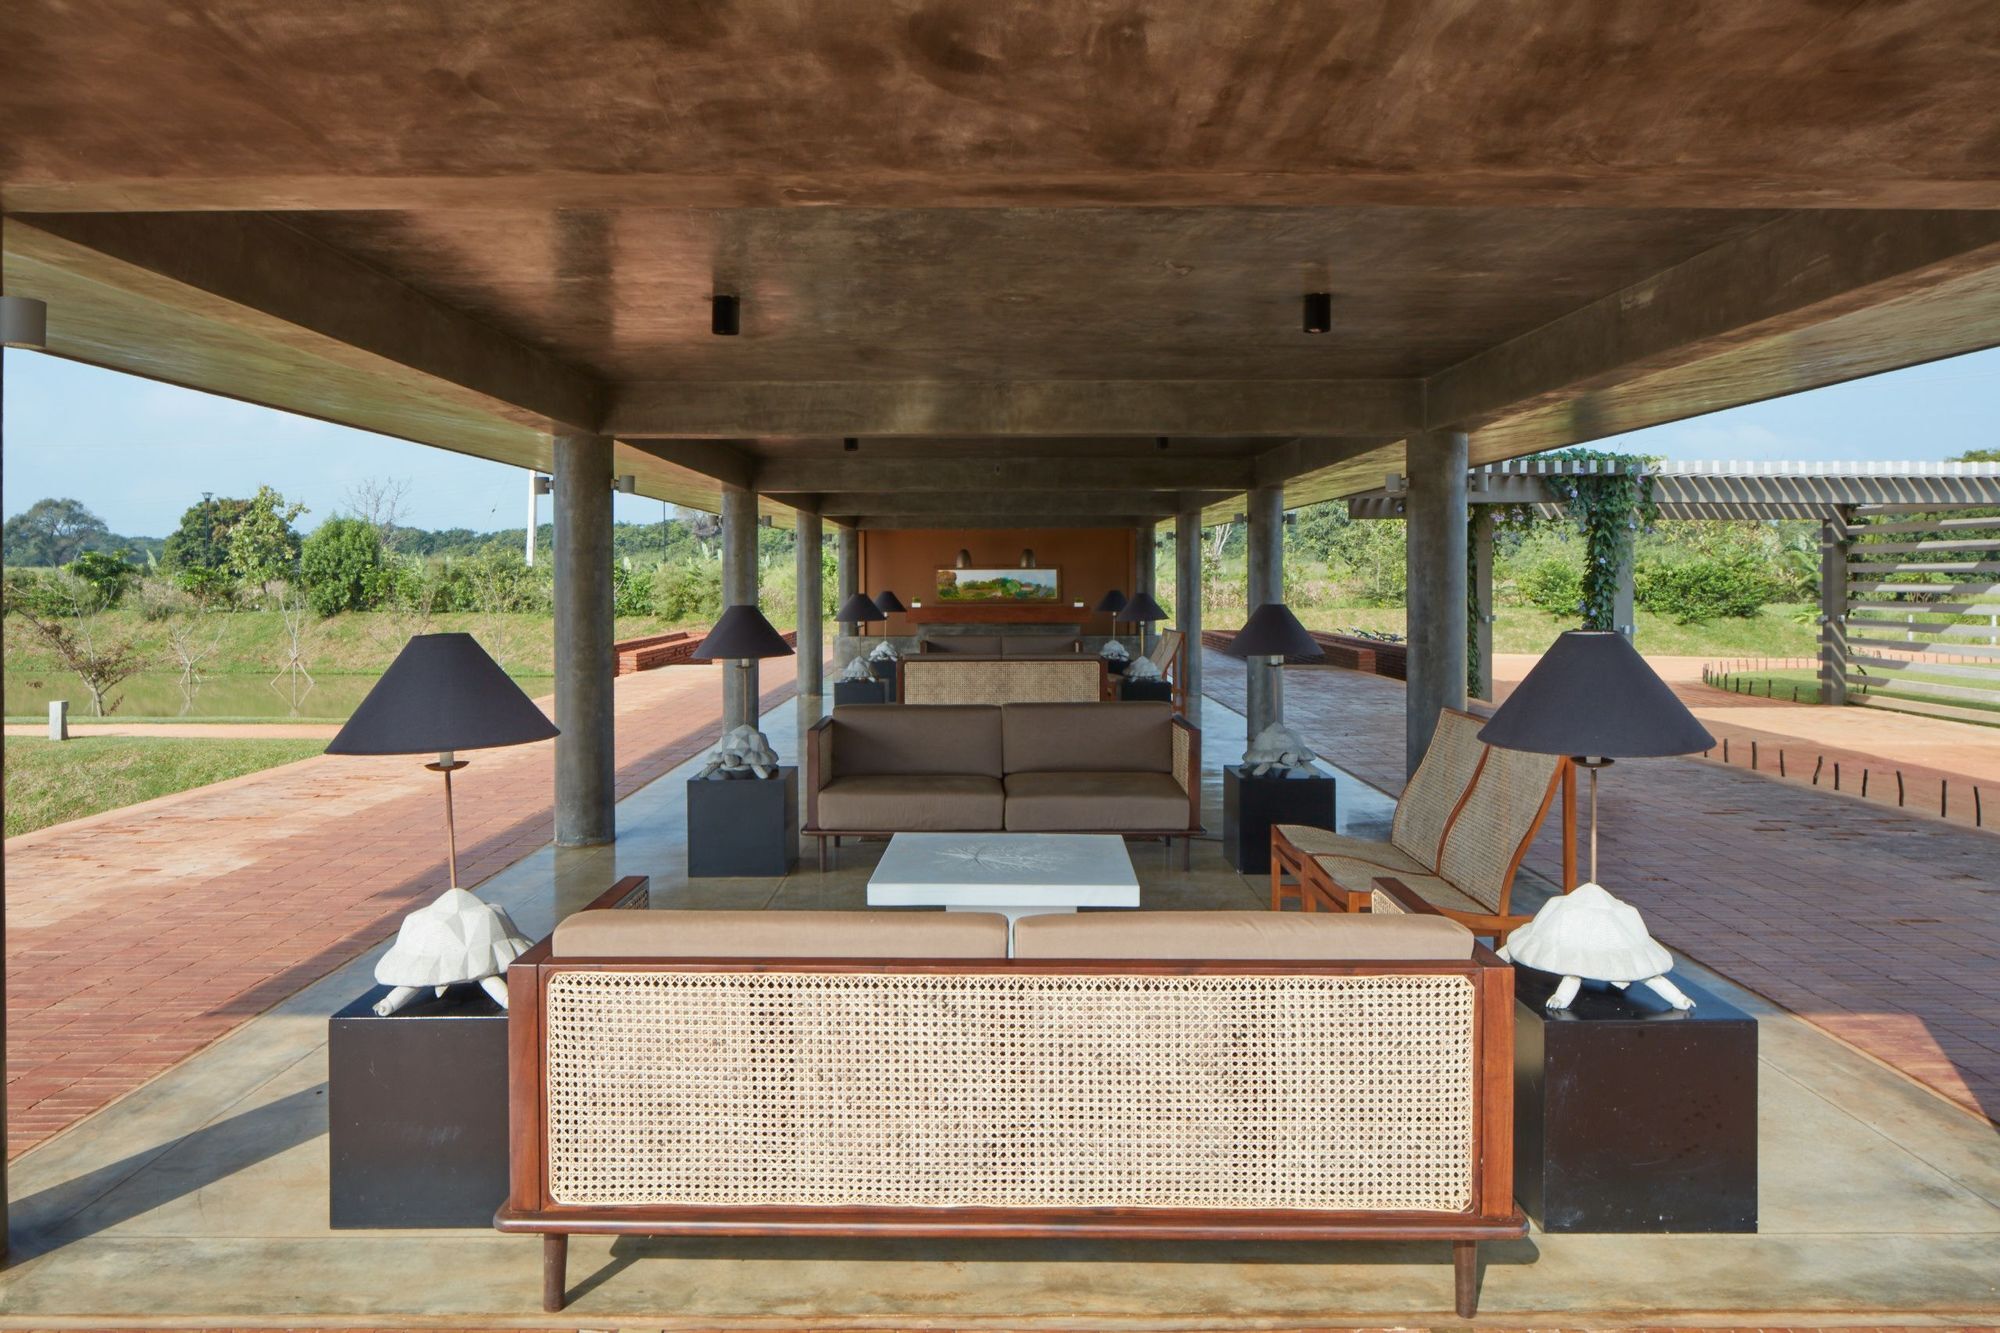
[
  {"x1": 1222, "y1": 602, "x2": 1322, "y2": 662},
  {"x1": 874, "y1": 589, "x2": 907, "y2": 615},
  {"x1": 1096, "y1": 589, "x2": 1127, "y2": 639},
  {"x1": 690, "y1": 604, "x2": 796, "y2": 776},
  {"x1": 327, "y1": 633, "x2": 559, "y2": 889},
  {"x1": 1478, "y1": 630, "x2": 1714, "y2": 883},
  {"x1": 837, "y1": 591, "x2": 886, "y2": 636}
]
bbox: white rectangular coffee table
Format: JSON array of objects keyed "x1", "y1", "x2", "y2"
[{"x1": 866, "y1": 832, "x2": 1140, "y2": 954}]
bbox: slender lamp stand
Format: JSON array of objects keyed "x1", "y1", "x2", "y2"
[
  {"x1": 1573, "y1": 756, "x2": 1613, "y2": 883},
  {"x1": 425, "y1": 750, "x2": 470, "y2": 888}
]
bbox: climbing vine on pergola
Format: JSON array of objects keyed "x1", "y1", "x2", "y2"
[{"x1": 1542, "y1": 449, "x2": 1659, "y2": 632}]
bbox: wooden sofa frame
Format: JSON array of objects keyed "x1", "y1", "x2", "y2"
[
  {"x1": 802, "y1": 709, "x2": 1203, "y2": 870},
  {"x1": 498, "y1": 877, "x2": 1523, "y2": 1317}
]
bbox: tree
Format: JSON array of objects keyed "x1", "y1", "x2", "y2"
[
  {"x1": 1953, "y1": 448, "x2": 2000, "y2": 463},
  {"x1": 66, "y1": 549, "x2": 140, "y2": 606},
  {"x1": 345, "y1": 476, "x2": 413, "y2": 553},
  {"x1": 299, "y1": 516, "x2": 385, "y2": 615},
  {"x1": 162, "y1": 494, "x2": 253, "y2": 575},
  {"x1": 2, "y1": 498, "x2": 110, "y2": 567},
  {"x1": 6, "y1": 573, "x2": 145, "y2": 716},
  {"x1": 225, "y1": 486, "x2": 308, "y2": 601}
]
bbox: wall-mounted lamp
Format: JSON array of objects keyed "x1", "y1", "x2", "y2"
[
  {"x1": 955, "y1": 549, "x2": 972, "y2": 569},
  {"x1": 2, "y1": 295, "x2": 49, "y2": 348},
  {"x1": 711, "y1": 293, "x2": 741, "y2": 336},
  {"x1": 532, "y1": 475, "x2": 553, "y2": 497},
  {"x1": 1020, "y1": 548, "x2": 1036, "y2": 568},
  {"x1": 1303, "y1": 291, "x2": 1333, "y2": 334},
  {"x1": 614, "y1": 475, "x2": 637, "y2": 494}
]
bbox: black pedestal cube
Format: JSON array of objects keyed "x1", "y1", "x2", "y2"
[
  {"x1": 1222, "y1": 765, "x2": 1337, "y2": 874},
  {"x1": 328, "y1": 985, "x2": 509, "y2": 1228},
  {"x1": 833, "y1": 678, "x2": 890, "y2": 706},
  {"x1": 1514, "y1": 965, "x2": 1758, "y2": 1232},
  {"x1": 1120, "y1": 678, "x2": 1174, "y2": 703},
  {"x1": 686, "y1": 764, "x2": 799, "y2": 877}
]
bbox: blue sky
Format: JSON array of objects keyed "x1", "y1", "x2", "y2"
[{"x1": 4, "y1": 345, "x2": 1996, "y2": 537}]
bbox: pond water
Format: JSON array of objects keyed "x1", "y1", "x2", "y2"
[{"x1": 4, "y1": 672, "x2": 554, "y2": 723}]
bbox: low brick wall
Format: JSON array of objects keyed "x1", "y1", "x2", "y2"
[
  {"x1": 1203, "y1": 628, "x2": 1407, "y2": 681},
  {"x1": 614, "y1": 627, "x2": 799, "y2": 676}
]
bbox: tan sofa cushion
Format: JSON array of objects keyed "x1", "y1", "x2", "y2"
[
  {"x1": 1002, "y1": 701, "x2": 1172, "y2": 773},
  {"x1": 831, "y1": 704, "x2": 1003, "y2": 778},
  {"x1": 555, "y1": 909, "x2": 1010, "y2": 959},
  {"x1": 924, "y1": 635, "x2": 1003, "y2": 655},
  {"x1": 1003, "y1": 770, "x2": 1189, "y2": 830},
  {"x1": 1001, "y1": 634, "x2": 1082, "y2": 656},
  {"x1": 1013, "y1": 910, "x2": 1473, "y2": 960},
  {"x1": 818, "y1": 774, "x2": 1005, "y2": 831}
]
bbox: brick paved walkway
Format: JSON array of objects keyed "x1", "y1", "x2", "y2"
[
  {"x1": 1211, "y1": 651, "x2": 2000, "y2": 1123},
  {"x1": 3, "y1": 660, "x2": 797, "y2": 1157}
]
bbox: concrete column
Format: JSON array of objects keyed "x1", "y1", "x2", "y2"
[
  {"x1": 1612, "y1": 536, "x2": 1637, "y2": 640},
  {"x1": 835, "y1": 523, "x2": 859, "y2": 636},
  {"x1": 1819, "y1": 509, "x2": 1852, "y2": 705},
  {"x1": 553, "y1": 432, "x2": 615, "y2": 846},
  {"x1": 721, "y1": 485, "x2": 759, "y2": 730},
  {"x1": 1405, "y1": 429, "x2": 1469, "y2": 778},
  {"x1": 794, "y1": 510, "x2": 824, "y2": 696},
  {"x1": 1244, "y1": 484, "x2": 1285, "y2": 746},
  {"x1": 1133, "y1": 524, "x2": 1158, "y2": 655},
  {"x1": 1470, "y1": 507, "x2": 1494, "y2": 702},
  {"x1": 1175, "y1": 507, "x2": 1204, "y2": 712}
]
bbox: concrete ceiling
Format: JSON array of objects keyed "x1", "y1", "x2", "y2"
[{"x1": 4, "y1": 1, "x2": 1999, "y2": 528}]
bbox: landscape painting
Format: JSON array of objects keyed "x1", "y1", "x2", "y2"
[{"x1": 936, "y1": 567, "x2": 1061, "y2": 602}]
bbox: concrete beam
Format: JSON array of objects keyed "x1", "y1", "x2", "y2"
[
  {"x1": 1253, "y1": 437, "x2": 1393, "y2": 488},
  {"x1": 11, "y1": 213, "x2": 602, "y2": 431},
  {"x1": 608, "y1": 380, "x2": 1421, "y2": 440},
  {"x1": 789, "y1": 490, "x2": 1235, "y2": 520},
  {"x1": 624, "y1": 440, "x2": 757, "y2": 491},
  {"x1": 847, "y1": 514, "x2": 1159, "y2": 531},
  {"x1": 755, "y1": 457, "x2": 1255, "y2": 494}
]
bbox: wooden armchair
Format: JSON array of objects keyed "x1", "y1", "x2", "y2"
[{"x1": 1142, "y1": 628, "x2": 1187, "y2": 711}]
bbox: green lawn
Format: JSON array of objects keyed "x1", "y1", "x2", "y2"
[
  {"x1": 1282, "y1": 603, "x2": 1820, "y2": 658},
  {"x1": 3, "y1": 736, "x2": 329, "y2": 837},
  {"x1": 1706, "y1": 665, "x2": 2000, "y2": 719}
]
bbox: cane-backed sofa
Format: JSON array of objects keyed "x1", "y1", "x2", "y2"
[
  {"x1": 896, "y1": 653, "x2": 1109, "y2": 704},
  {"x1": 804, "y1": 701, "x2": 1200, "y2": 866},
  {"x1": 1269, "y1": 709, "x2": 1575, "y2": 941},
  {"x1": 499, "y1": 876, "x2": 1524, "y2": 1317}
]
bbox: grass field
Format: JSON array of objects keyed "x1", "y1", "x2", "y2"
[
  {"x1": 3, "y1": 736, "x2": 329, "y2": 837},
  {"x1": 1706, "y1": 664, "x2": 2000, "y2": 719},
  {"x1": 1286, "y1": 603, "x2": 1821, "y2": 658}
]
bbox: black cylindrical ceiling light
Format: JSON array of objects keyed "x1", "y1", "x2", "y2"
[
  {"x1": 1303, "y1": 291, "x2": 1333, "y2": 334},
  {"x1": 711, "y1": 293, "x2": 741, "y2": 336},
  {"x1": 843, "y1": 437, "x2": 859, "y2": 452},
  {"x1": 1156, "y1": 436, "x2": 1169, "y2": 450}
]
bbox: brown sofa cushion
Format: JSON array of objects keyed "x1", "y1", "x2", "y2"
[
  {"x1": 1002, "y1": 701, "x2": 1172, "y2": 773},
  {"x1": 924, "y1": 635, "x2": 1003, "y2": 655},
  {"x1": 1003, "y1": 771, "x2": 1189, "y2": 830},
  {"x1": 555, "y1": 909, "x2": 1010, "y2": 959},
  {"x1": 1012, "y1": 910, "x2": 1474, "y2": 960},
  {"x1": 831, "y1": 704, "x2": 1003, "y2": 778},
  {"x1": 1001, "y1": 634, "x2": 1082, "y2": 656},
  {"x1": 818, "y1": 774, "x2": 1005, "y2": 830}
]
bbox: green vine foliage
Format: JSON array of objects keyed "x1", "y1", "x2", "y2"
[{"x1": 1541, "y1": 449, "x2": 1659, "y2": 631}]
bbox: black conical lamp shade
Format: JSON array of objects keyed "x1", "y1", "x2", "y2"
[
  {"x1": 693, "y1": 604, "x2": 797, "y2": 660},
  {"x1": 1095, "y1": 590, "x2": 1128, "y2": 615},
  {"x1": 327, "y1": 633, "x2": 557, "y2": 755},
  {"x1": 1225, "y1": 603, "x2": 1322, "y2": 660},
  {"x1": 1124, "y1": 591, "x2": 1170, "y2": 623},
  {"x1": 835, "y1": 592, "x2": 887, "y2": 623},
  {"x1": 1480, "y1": 630, "x2": 1714, "y2": 757},
  {"x1": 874, "y1": 589, "x2": 907, "y2": 614}
]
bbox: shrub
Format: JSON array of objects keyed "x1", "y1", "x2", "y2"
[
  {"x1": 612, "y1": 561, "x2": 655, "y2": 617},
  {"x1": 2, "y1": 567, "x2": 70, "y2": 618},
  {"x1": 1635, "y1": 555, "x2": 1773, "y2": 623},
  {"x1": 66, "y1": 550, "x2": 140, "y2": 606},
  {"x1": 1517, "y1": 558, "x2": 1583, "y2": 618},
  {"x1": 652, "y1": 560, "x2": 723, "y2": 623},
  {"x1": 299, "y1": 517, "x2": 386, "y2": 615}
]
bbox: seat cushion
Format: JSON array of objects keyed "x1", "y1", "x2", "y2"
[
  {"x1": 1274, "y1": 823, "x2": 1431, "y2": 875},
  {"x1": 1312, "y1": 856, "x2": 1491, "y2": 915},
  {"x1": 1013, "y1": 910, "x2": 1472, "y2": 960},
  {"x1": 1003, "y1": 770, "x2": 1189, "y2": 830},
  {"x1": 831, "y1": 703, "x2": 1003, "y2": 778},
  {"x1": 924, "y1": 635, "x2": 1003, "y2": 655},
  {"x1": 818, "y1": 774, "x2": 1005, "y2": 831},
  {"x1": 555, "y1": 909, "x2": 1010, "y2": 959},
  {"x1": 1002, "y1": 701, "x2": 1173, "y2": 773},
  {"x1": 1001, "y1": 634, "x2": 1082, "y2": 656}
]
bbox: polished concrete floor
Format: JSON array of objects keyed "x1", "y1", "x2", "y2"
[{"x1": 3, "y1": 694, "x2": 1997, "y2": 1325}]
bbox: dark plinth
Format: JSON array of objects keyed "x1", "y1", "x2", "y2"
[
  {"x1": 687, "y1": 764, "x2": 798, "y2": 877},
  {"x1": 1515, "y1": 965, "x2": 1757, "y2": 1233},
  {"x1": 1105, "y1": 657, "x2": 1132, "y2": 676},
  {"x1": 834, "y1": 678, "x2": 889, "y2": 706},
  {"x1": 1222, "y1": 765, "x2": 1337, "y2": 874},
  {"x1": 328, "y1": 985, "x2": 508, "y2": 1228},
  {"x1": 1120, "y1": 677, "x2": 1174, "y2": 703}
]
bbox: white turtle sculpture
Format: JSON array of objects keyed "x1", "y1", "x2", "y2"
[
  {"x1": 1242, "y1": 723, "x2": 1319, "y2": 776},
  {"x1": 373, "y1": 888, "x2": 531, "y2": 1015},
  {"x1": 1498, "y1": 883, "x2": 1695, "y2": 1011},
  {"x1": 697, "y1": 723, "x2": 782, "y2": 779},
  {"x1": 867, "y1": 640, "x2": 900, "y2": 662},
  {"x1": 834, "y1": 655, "x2": 873, "y2": 682},
  {"x1": 1126, "y1": 655, "x2": 1163, "y2": 680},
  {"x1": 1099, "y1": 639, "x2": 1131, "y2": 662}
]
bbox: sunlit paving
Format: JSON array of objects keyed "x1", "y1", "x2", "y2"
[{"x1": 3, "y1": 3, "x2": 1999, "y2": 1328}]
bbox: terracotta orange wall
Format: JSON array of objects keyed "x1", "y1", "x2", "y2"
[{"x1": 858, "y1": 528, "x2": 1134, "y2": 635}]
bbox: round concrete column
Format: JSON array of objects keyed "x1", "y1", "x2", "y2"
[
  {"x1": 1244, "y1": 484, "x2": 1285, "y2": 747},
  {"x1": 721, "y1": 485, "x2": 759, "y2": 730},
  {"x1": 553, "y1": 432, "x2": 615, "y2": 846},
  {"x1": 794, "y1": 510, "x2": 824, "y2": 696},
  {"x1": 1133, "y1": 524, "x2": 1159, "y2": 656},
  {"x1": 1175, "y1": 507, "x2": 1204, "y2": 715},
  {"x1": 1404, "y1": 429, "x2": 1469, "y2": 777}
]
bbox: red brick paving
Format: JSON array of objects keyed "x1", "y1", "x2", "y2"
[
  {"x1": 1211, "y1": 651, "x2": 2000, "y2": 1123},
  {"x1": 3, "y1": 660, "x2": 798, "y2": 1158}
]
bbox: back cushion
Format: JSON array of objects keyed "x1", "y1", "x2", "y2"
[
  {"x1": 555, "y1": 909, "x2": 1010, "y2": 959},
  {"x1": 1013, "y1": 910, "x2": 1472, "y2": 960},
  {"x1": 833, "y1": 704, "x2": 1003, "y2": 778},
  {"x1": 1002, "y1": 701, "x2": 1172, "y2": 773},
  {"x1": 925, "y1": 636, "x2": 1003, "y2": 655},
  {"x1": 1001, "y1": 635, "x2": 1081, "y2": 657}
]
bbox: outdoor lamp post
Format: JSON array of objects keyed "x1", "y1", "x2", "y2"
[
  {"x1": 1479, "y1": 629, "x2": 1715, "y2": 884},
  {"x1": 326, "y1": 633, "x2": 559, "y2": 890}
]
